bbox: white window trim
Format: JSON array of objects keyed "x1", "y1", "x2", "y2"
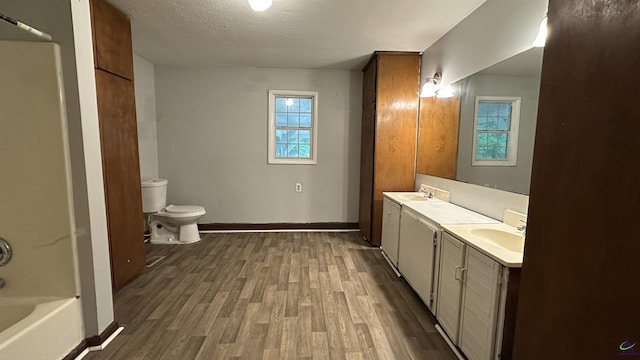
[
  {"x1": 472, "y1": 96, "x2": 521, "y2": 167},
  {"x1": 268, "y1": 90, "x2": 318, "y2": 165}
]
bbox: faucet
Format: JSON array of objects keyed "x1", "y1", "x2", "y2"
[
  {"x1": 517, "y1": 219, "x2": 527, "y2": 235},
  {"x1": 420, "y1": 188, "x2": 434, "y2": 199}
]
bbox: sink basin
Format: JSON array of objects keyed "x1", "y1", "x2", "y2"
[
  {"x1": 469, "y1": 228, "x2": 525, "y2": 252},
  {"x1": 397, "y1": 193, "x2": 427, "y2": 201}
]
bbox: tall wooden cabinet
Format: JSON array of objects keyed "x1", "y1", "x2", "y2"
[
  {"x1": 91, "y1": 0, "x2": 145, "y2": 290},
  {"x1": 359, "y1": 52, "x2": 420, "y2": 246}
]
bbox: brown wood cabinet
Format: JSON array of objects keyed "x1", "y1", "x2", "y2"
[
  {"x1": 358, "y1": 52, "x2": 420, "y2": 246},
  {"x1": 91, "y1": 0, "x2": 145, "y2": 290}
]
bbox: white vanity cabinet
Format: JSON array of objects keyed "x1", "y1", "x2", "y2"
[
  {"x1": 398, "y1": 207, "x2": 438, "y2": 308},
  {"x1": 381, "y1": 197, "x2": 401, "y2": 266},
  {"x1": 439, "y1": 230, "x2": 520, "y2": 360}
]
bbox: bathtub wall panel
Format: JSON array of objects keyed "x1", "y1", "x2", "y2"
[{"x1": 0, "y1": 42, "x2": 79, "y2": 299}]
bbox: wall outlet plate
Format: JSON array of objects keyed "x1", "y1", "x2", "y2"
[{"x1": 295, "y1": 183, "x2": 302, "y2": 192}]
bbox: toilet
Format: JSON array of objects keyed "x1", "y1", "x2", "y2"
[{"x1": 141, "y1": 178, "x2": 206, "y2": 244}]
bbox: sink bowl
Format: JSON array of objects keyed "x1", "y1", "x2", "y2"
[
  {"x1": 469, "y1": 228, "x2": 525, "y2": 252},
  {"x1": 397, "y1": 193, "x2": 427, "y2": 201}
]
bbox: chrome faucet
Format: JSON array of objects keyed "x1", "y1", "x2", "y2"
[
  {"x1": 0, "y1": 237, "x2": 12, "y2": 266},
  {"x1": 420, "y1": 188, "x2": 434, "y2": 199},
  {"x1": 517, "y1": 219, "x2": 527, "y2": 235}
]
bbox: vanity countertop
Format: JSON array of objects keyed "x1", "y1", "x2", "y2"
[
  {"x1": 443, "y1": 223, "x2": 525, "y2": 268},
  {"x1": 402, "y1": 199, "x2": 500, "y2": 225},
  {"x1": 382, "y1": 192, "x2": 428, "y2": 205}
]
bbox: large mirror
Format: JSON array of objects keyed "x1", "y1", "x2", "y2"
[{"x1": 417, "y1": 48, "x2": 544, "y2": 195}]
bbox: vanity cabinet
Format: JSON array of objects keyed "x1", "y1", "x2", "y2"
[
  {"x1": 358, "y1": 51, "x2": 420, "y2": 246},
  {"x1": 438, "y1": 231, "x2": 520, "y2": 360},
  {"x1": 381, "y1": 197, "x2": 401, "y2": 266},
  {"x1": 398, "y1": 207, "x2": 438, "y2": 309}
]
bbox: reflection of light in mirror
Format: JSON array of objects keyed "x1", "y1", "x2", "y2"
[
  {"x1": 285, "y1": 98, "x2": 294, "y2": 106},
  {"x1": 420, "y1": 82, "x2": 439, "y2": 97},
  {"x1": 391, "y1": 101, "x2": 415, "y2": 109},
  {"x1": 436, "y1": 85, "x2": 456, "y2": 98},
  {"x1": 248, "y1": 0, "x2": 272, "y2": 11}
]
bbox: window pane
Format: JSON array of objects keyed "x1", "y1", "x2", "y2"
[
  {"x1": 300, "y1": 114, "x2": 312, "y2": 127},
  {"x1": 487, "y1": 117, "x2": 498, "y2": 130},
  {"x1": 275, "y1": 113, "x2": 287, "y2": 126},
  {"x1": 275, "y1": 97, "x2": 288, "y2": 113},
  {"x1": 487, "y1": 103, "x2": 500, "y2": 117},
  {"x1": 288, "y1": 130, "x2": 298, "y2": 143},
  {"x1": 299, "y1": 145, "x2": 310, "y2": 158},
  {"x1": 287, "y1": 144, "x2": 299, "y2": 157},
  {"x1": 498, "y1": 133, "x2": 508, "y2": 147},
  {"x1": 478, "y1": 102, "x2": 490, "y2": 116},
  {"x1": 276, "y1": 130, "x2": 287, "y2": 143},
  {"x1": 497, "y1": 117, "x2": 510, "y2": 131},
  {"x1": 287, "y1": 113, "x2": 299, "y2": 127},
  {"x1": 276, "y1": 144, "x2": 287, "y2": 158},
  {"x1": 287, "y1": 98, "x2": 300, "y2": 112},
  {"x1": 499, "y1": 103, "x2": 511, "y2": 117},
  {"x1": 299, "y1": 130, "x2": 311, "y2": 144},
  {"x1": 477, "y1": 133, "x2": 488, "y2": 146},
  {"x1": 299, "y1": 98, "x2": 312, "y2": 113},
  {"x1": 496, "y1": 146, "x2": 507, "y2": 159},
  {"x1": 477, "y1": 116, "x2": 488, "y2": 130},
  {"x1": 476, "y1": 146, "x2": 488, "y2": 160}
]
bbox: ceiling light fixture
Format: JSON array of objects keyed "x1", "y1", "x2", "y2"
[
  {"x1": 248, "y1": 0, "x2": 272, "y2": 11},
  {"x1": 420, "y1": 72, "x2": 442, "y2": 98},
  {"x1": 532, "y1": 15, "x2": 548, "y2": 47}
]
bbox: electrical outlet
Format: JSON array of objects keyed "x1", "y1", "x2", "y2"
[{"x1": 295, "y1": 183, "x2": 302, "y2": 192}]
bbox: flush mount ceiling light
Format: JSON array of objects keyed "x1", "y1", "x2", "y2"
[
  {"x1": 249, "y1": 0, "x2": 272, "y2": 11},
  {"x1": 420, "y1": 72, "x2": 441, "y2": 98},
  {"x1": 532, "y1": 15, "x2": 548, "y2": 47}
]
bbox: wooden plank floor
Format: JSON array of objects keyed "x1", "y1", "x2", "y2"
[{"x1": 85, "y1": 232, "x2": 456, "y2": 360}]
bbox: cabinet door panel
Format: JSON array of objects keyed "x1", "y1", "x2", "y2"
[
  {"x1": 381, "y1": 198, "x2": 401, "y2": 266},
  {"x1": 91, "y1": 0, "x2": 134, "y2": 80},
  {"x1": 459, "y1": 247, "x2": 501, "y2": 360},
  {"x1": 95, "y1": 69, "x2": 145, "y2": 289},
  {"x1": 437, "y1": 232, "x2": 465, "y2": 344},
  {"x1": 398, "y1": 209, "x2": 436, "y2": 307}
]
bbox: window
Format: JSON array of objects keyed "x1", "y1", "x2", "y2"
[
  {"x1": 268, "y1": 90, "x2": 318, "y2": 164},
  {"x1": 472, "y1": 96, "x2": 521, "y2": 166}
]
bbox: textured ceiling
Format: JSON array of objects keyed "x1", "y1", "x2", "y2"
[{"x1": 109, "y1": 0, "x2": 486, "y2": 70}]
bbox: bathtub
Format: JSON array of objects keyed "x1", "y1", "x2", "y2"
[{"x1": 0, "y1": 297, "x2": 83, "y2": 360}]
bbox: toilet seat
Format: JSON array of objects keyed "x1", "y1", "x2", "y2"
[{"x1": 158, "y1": 204, "x2": 206, "y2": 218}]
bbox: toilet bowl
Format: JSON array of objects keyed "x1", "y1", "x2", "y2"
[{"x1": 141, "y1": 178, "x2": 206, "y2": 245}]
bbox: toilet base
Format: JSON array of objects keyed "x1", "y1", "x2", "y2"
[{"x1": 149, "y1": 218, "x2": 201, "y2": 245}]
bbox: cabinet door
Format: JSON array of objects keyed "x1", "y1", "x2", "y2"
[
  {"x1": 95, "y1": 69, "x2": 145, "y2": 289},
  {"x1": 381, "y1": 198, "x2": 401, "y2": 266},
  {"x1": 358, "y1": 102, "x2": 375, "y2": 243},
  {"x1": 91, "y1": 0, "x2": 134, "y2": 80},
  {"x1": 437, "y1": 232, "x2": 466, "y2": 344},
  {"x1": 459, "y1": 247, "x2": 502, "y2": 360},
  {"x1": 398, "y1": 209, "x2": 436, "y2": 307}
]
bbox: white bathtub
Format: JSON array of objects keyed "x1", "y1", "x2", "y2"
[{"x1": 0, "y1": 297, "x2": 84, "y2": 360}]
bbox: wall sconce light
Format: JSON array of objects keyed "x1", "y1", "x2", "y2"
[
  {"x1": 532, "y1": 15, "x2": 548, "y2": 47},
  {"x1": 435, "y1": 84, "x2": 455, "y2": 98},
  {"x1": 249, "y1": 0, "x2": 272, "y2": 11},
  {"x1": 420, "y1": 72, "x2": 442, "y2": 98}
]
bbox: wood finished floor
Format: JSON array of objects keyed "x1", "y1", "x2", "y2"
[{"x1": 86, "y1": 232, "x2": 456, "y2": 360}]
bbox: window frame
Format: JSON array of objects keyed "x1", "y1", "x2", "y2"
[
  {"x1": 267, "y1": 90, "x2": 318, "y2": 165},
  {"x1": 471, "y1": 96, "x2": 521, "y2": 167}
]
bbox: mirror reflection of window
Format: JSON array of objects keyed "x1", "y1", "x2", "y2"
[{"x1": 472, "y1": 97, "x2": 521, "y2": 166}]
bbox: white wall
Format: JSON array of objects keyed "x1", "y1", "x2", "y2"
[
  {"x1": 457, "y1": 74, "x2": 540, "y2": 194},
  {"x1": 421, "y1": 0, "x2": 547, "y2": 88},
  {"x1": 133, "y1": 54, "x2": 159, "y2": 180},
  {"x1": 155, "y1": 66, "x2": 362, "y2": 224},
  {"x1": 0, "y1": 0, "x2": 114, "y2": 337}
]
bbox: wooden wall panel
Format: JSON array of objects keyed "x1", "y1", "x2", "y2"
[
  {"x1": 358, "y1": 102, "x2": 375, "y2": 243},
  {"x1": 95, "y1": 69, "x2": 145, "y2": 289},
  {"x1": 512, "y1": 1, "x2": 640, "y2": 359},
  {"x1": 90, "y1": 0, "x2": 134, "y2": 80},
  {"x1": 416, "y1": 81, "x2": 461, "y2": 179}
]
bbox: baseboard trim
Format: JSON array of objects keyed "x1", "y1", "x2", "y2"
[
  {"x1": 199, "y1": 222, "x2": 359, "y2": 231},
  {"x1": 62, "y1": 321, "x2": 120, "y2": 360}
]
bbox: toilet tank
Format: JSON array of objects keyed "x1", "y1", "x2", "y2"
[{"x1": 141, "y1": 178, "x2": 168, "y2": 213}]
